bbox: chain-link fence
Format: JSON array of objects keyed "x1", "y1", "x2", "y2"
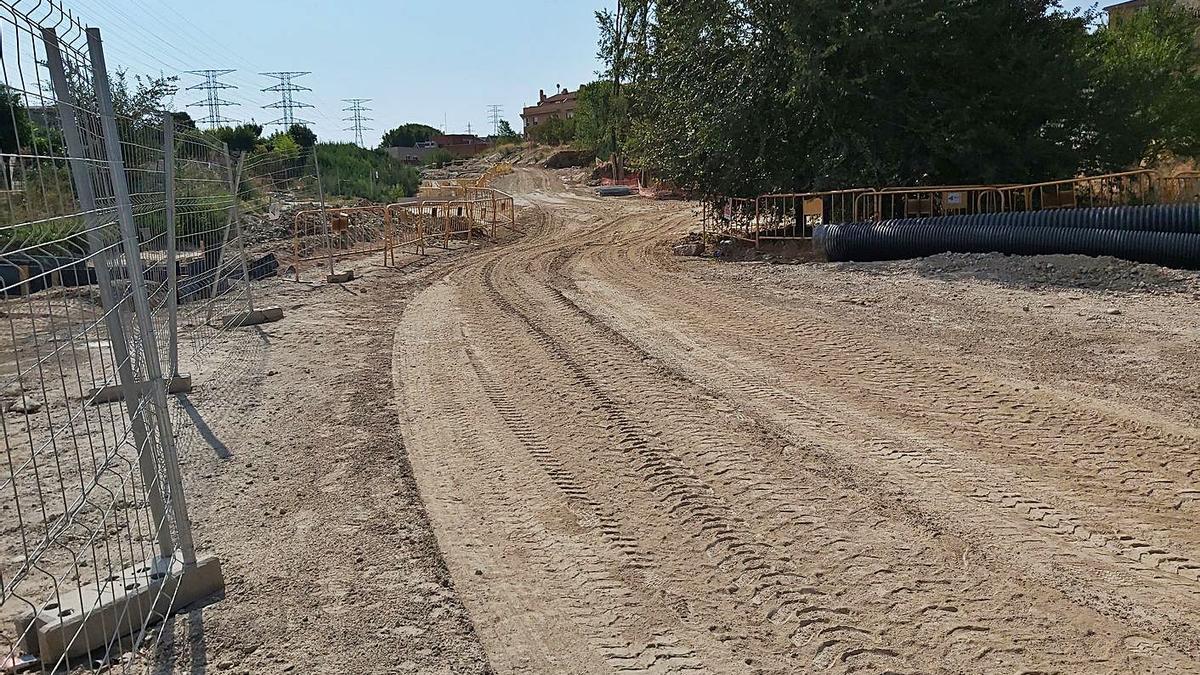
[{"x1": 0, "y1": 5, "x2": 278, "y2": 670}]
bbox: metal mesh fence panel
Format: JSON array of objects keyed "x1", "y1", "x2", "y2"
[{"x1": 0, "y1": 7, "x2": 226, "y2": 672}]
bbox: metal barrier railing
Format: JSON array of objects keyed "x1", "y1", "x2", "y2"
[
  {"x1": 475, "y1": 163, "x2": 513, "y2": 187},
  {"x1": 853, "y1": 186, "x2": 1009, "y2": 222},
  {"x1": 290, "y1": 206, "x2": 388, "y2": 281},
  {"x1": 757, "y1": 190, "x2": 874, "y2": 242},
  {"x1": 384, "y1": 187, "x2": 519, "y2": 259},
  {"x1": 705, "y1": 169, "x2": 1194, "y2": 246},
  {"x1": 1001, "y1": 169, "x2": 1159, "y2": 211},
  {"x1": 1162, "y1": 172, "x2": 1200, "y2": 204},
  {"x1": 702, "y1": 197, "x2": 758, "y2": 244}
]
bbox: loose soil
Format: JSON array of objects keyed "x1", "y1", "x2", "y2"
[{"x1": 85, "y1": 167, "x2": 1200, "y2": 673}]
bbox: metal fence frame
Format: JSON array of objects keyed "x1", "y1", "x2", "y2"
[{"x1": 0, "y1": 9, "x2": 288, "y2": 668}]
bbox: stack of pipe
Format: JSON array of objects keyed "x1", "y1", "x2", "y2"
[{"x1": 815, "y1": 203, "x2": 1200, "y2": 268}]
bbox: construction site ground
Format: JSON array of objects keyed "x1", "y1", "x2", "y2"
[{"x1": 162, "y1": 168, "x2": 1200, "y2": 674}]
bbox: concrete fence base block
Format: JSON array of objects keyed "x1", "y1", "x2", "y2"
[
  {"x1": 86, "y1": 375, "x2": 192, "y2": 405},
  {"x1": 219, "y1": 306, "x2": 285, "y2": 328},
  {"x1": 327, "y1": 270, "x2": 355, "y2": 284},
  {"x1": 16, "y1": 554, "x2": 224, "y2": 664}
]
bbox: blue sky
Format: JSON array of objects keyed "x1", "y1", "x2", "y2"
[
  {"x1": 70, "y1": 0, "x2": 617, "y2": 144},
  {"x1": 70, "y1": 0, "x2": 1101, "y2": 146}
]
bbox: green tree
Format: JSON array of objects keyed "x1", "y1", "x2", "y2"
[
  {"x1": 213, "y1": 123, "x2": 264, "y2": 153},
  {"x1": 609, "y1": 1, "x2": 1195, "y2": 196},
  {"x1": 0, "y1": 86, "x2": 33, "y2": 154},
  {"x1": 1086, "y1": 0, "x2": 1200, "y2": 168},
  {"x1": 573, "y1": 80, "x2": 628, "y2": 156},
  {"x1": 495, "y1": 120, "x2": 521, "y2": 143},
  {"x1": 528, "y1": 116, "x2": 576, "y2": 146},
  {"x1": 172, "y1": 111, "x2": 197, "y2": 130},
  {"x1": 287, "y1": 123, "x2": 317, "y2": 148},
  {"x1": 380, "y1": 123, "x2": 441, "y2": 148},
  {"x1": 110, "y1": 69, "x2": 179, "y2": 124},
  {"x1": 268, "y1": 131, "x2": 301, "y2": 160}
]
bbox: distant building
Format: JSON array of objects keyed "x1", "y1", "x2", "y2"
[
  {"x1": 431, "y1": 134, "x2": 491, "y2": 159},
  {"x1": 386, "y1": 146, "x2": 439, "y2": 166},
  {"x1": 385, "y1": 133, "x2": 491, "y2": 165},
  {"x1": 521, "y1": 86, "x2": 579, "y2": 136}
]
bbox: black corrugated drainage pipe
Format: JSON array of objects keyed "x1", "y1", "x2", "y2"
[
  {"x1": 816, "y1": 214, "x2": 1200, "y2": 269},
  {"x1": 922, "y1": 203, "x2": 1200, "y2": 234}
]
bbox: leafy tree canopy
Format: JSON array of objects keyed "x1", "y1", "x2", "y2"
[
  {"x1": 528, "y1": 116, "x2": 576, "y2": 147},
  {"x1": 267, "y1": 131, "x2": 301, "y2": 159},
  {"x1": 172, "y1": 111, "x2": 197, "y2": 130},
  {"x1": 495, "y1": 120, "x2": 521, "y2": 143},
  {"x1": 1087, "y1": 0, "x2": 1200, "y2": 168},
  {"x1": 110, "y1": 69, "x2": 179, "y2": 124},
  {"x1": 574, "y1": 80, "x2": 628, "y2": 157},
  {"x1": 213, "y1": 123, "x2": 265, "y2": 154},
  {"x1": 607, "y1": 0, "x2": 1200, "y2": 197},
  {"x1": 0, "y1": 86, "x2": 33, "y2": 154},
  {"x1": 380, "y1": 123, "x2": 441, "y2": 149},
  {"x1": 287, "y1": 123, "x2": 317, "y2": 148}
]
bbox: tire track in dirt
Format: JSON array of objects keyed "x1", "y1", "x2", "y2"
[
  {"x1": 464, "y1": 344, "x2": 711, "y2": 673},
  {"x1": 400, "y1": 279, "x2": 740, "y2": 673},
  {"x1": 396, "y1": 172, "x2": 1200, "y2": 673},
  {"x1": 615, "y1": 228, "x2": 1200, "y2": 519},
  {"x1": 474, "y1": 259, "x2": 914, "y2": 673},
  {"x1": 472, "y1": 241, "x2": 1185, "y2": 667},
  {"x1": 600, "y1": 227, "x2": 1200, "y2": 575},
  {"x1": 551, "y1": 201, "x2": 1200, "y2": 659}
]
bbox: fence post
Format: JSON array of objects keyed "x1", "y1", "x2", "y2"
[
  {"x1": 205, "y1": 150, "x2": 245, "y2": 323},
  {"x1": 164, "y1": 114, "x2": 179, "y2": 377},
  {"x1": 313, "y1": 150, "x2": 335, "y2": 278},
  {"x1": 227, "y1": 158, "x2": 256, "y2": 314},
  {"x1": 383, "y1": 206, "x2": 393, "y2": 267},
  {"x1": 43, "y1": 27, "x2": 174, "y2": 560},
  {"x1": 88, "y1": 27, "x2": 197, "y2": 565}
]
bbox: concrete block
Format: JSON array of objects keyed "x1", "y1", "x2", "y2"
[
  {"x1": 327, "y1": 270, "x2": 355, "y2": 284},
  {"x1": 85, "y1": 375, "x2": 192, "y2": 405},
  {"x1": 219, "y1": 306, "x2": 284, "y2": 328},
  {"x1": 18, "y1": 554, "x2": 223, "y2": 664}
]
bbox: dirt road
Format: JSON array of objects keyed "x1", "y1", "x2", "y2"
[{"x1": 397, "y1": 168, "x2": 1200, "y2": 674}]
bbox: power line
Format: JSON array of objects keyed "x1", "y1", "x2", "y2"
[
  {"x1": 261, "y1": 71, "x2": 314, "y2": 129},
  {"x1": 487, "y1": 104, "x2": 503, "y2": 137},
  {"x1": 342, "y1": 99, "x2": 374, "y2": 147},
  {"x1": 185, "y1": 70, "x2": 240, "y2": 128}
]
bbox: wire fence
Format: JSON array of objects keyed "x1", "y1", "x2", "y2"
[{"x1": 0, "y1": 5, "x2": 285, "y2": 671}]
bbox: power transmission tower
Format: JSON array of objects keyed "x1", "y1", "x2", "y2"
[
  {"x1": 185, "y1": 70, "x2": 239, "y2": 128},
  {"x1": 342, "y1": 99, "x2": 373, "y2": 147},
  {"x1": 261, "y1": 72, "x2": 314, "y2": 128},
  {"x1": 487, "y1": 104, "x2": 503, "y2": 136}
]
